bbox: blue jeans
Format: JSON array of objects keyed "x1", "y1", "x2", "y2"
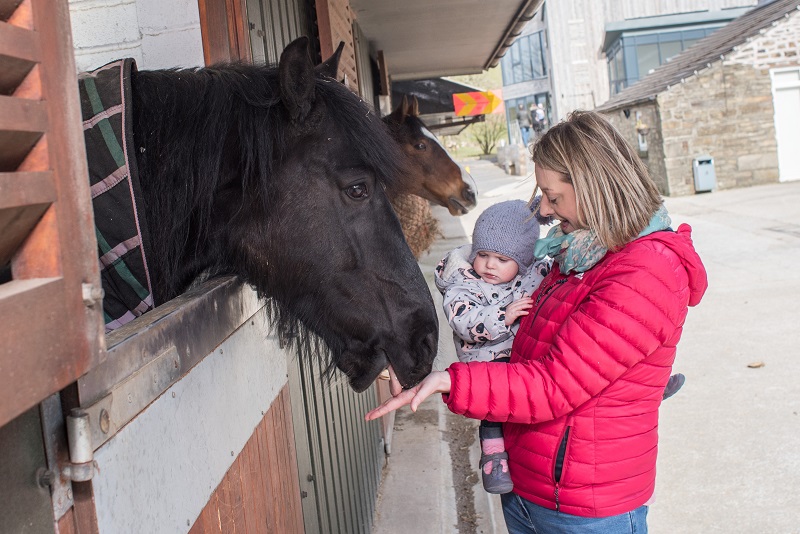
[
  {"x1": 501, "y1": 492, "x2": 648, "y2": 534},
  {"x1": 520, "y1": 126, "x2": 531, "y2": 146}
]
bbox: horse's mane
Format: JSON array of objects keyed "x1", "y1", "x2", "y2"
[{"x1": 132, "y1": 62, "x2": 408, "y2": 303}]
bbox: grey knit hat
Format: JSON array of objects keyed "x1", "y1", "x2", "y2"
[{"x1": 469, "y1": 199, "x2": 541, "y2": 271}]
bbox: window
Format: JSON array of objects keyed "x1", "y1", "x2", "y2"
[
  {"x1": 607, "y1": 25, "x2": 726, "y2": 95},
  {"x1": 636, "y1": 43, "x2": 659, "y2": 76},
  {"x1": 501, "y1": 30, "x2": 547, "y2": 86},
  {"x1": 505, "y1": 92, "x2": 551, "y2": 140}
]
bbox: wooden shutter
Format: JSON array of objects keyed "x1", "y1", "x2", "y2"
[
  {"x1": 198, "y1": 0, "x2": 252, "y2": 63},
  {"x1": 0, "y1": 0, "x2": 105, "y2": 428}
]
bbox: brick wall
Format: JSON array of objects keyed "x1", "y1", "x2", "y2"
[{"x1": 68, "y1": 0, "x2": 204, "y2": 72}]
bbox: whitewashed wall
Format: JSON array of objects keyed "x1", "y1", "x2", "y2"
[{"x1": 68, "y1": 0, "x2": 205, "y2": 72}]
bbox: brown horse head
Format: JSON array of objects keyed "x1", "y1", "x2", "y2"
[{"x1": 384, "y1": 96, "x2": 476, "y2": 216}]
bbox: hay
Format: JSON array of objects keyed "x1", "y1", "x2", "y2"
[{"x1": 391, "y1": 194, "x2": 441, "y2": 259}]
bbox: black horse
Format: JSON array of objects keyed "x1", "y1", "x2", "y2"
[{"x1": 114, "y1": 37, "x2": 438, "y2": 392}]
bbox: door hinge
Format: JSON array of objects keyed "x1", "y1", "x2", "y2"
[{"x1": 62, "y1": 408, "x2": 97, "y2": 482}]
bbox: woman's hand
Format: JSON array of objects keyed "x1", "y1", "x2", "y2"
[{"x1": 365, "y1": 370, "x2": 452, "y2": 421}]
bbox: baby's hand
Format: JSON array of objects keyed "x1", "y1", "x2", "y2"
[{"x1": 504, "y1": 297, "x2": 533, "y2": 326}]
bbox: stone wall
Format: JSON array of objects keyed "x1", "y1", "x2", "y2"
[
  {"x1": 603, "y1": 103, "x2": 669, "y2": 195},
  {"x1": 656, "y1": 9, "x2": 800, "y2": 196}
]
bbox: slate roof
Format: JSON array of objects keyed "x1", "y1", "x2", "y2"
[{"x1": 597, "y1": 0, "x2": 800, "y2": 111}]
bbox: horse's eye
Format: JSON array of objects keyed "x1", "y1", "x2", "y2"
[
  {"x1": 414, "y1": 142, "x2": 427, "y2": 151},
  {"x1": 345, "y1": 183, "x2": 369, "y2": 199}
]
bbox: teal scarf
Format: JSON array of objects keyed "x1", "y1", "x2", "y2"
[{"x1": 533, "y1": 205, "x2": 672, "y2": 274}]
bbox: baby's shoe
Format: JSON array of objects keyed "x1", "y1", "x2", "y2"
[
  {"x1": 479, "y1": 452, "x2": 513, "y2": 494},
  {"x1": 663, "y1": 373, "x2": 686, "y2": 400}
]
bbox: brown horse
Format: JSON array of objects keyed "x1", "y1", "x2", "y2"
[{"x1": 384, "y1": 96, "x2": 477, "y2": 216}]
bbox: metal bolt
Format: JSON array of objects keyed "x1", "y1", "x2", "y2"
[
  {"x1": 307, "y1": 474, "x2": 315, "y2": 482},
  {"x1": 67, "y1": 488, "x2": 73, "y2": 500},
  {"x1": 99, "y1": 409, "x2": 110, "y2": 434},
  {"x1": 37, "y1": 468, "x2": 56, "y2": 488},
  {"x1": 300, "y1": 491, "x2": 308, "y2": 499},
  {"x1": 171, "y1": 392, "x2": 176, "y2": 398},
  {"x1": 230, "y1": 451, "x2": 234, "y2": 457}
]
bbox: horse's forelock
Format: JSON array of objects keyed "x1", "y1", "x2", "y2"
[{"x1": 315, "y1": 79, "x2": 410, "y2": 189}]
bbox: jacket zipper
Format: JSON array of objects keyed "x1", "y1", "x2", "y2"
[
  {"x1": 553, "y1": 425, "x2": 571, "y2": 512},
  {"x1": 532, "y1": 277, "x2": 568, "y2": 320},
  {"x1": 531, "y1": 276, "x2": 570, "y2": 511}
]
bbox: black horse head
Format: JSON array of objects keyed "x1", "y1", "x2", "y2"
[{"x1": 130, "y1": 37, "x2": 438, "y2": 392}]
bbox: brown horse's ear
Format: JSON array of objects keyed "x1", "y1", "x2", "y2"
[
  {"x1": 387, "y1": 95, "x2": 408, "y2": 124},
  {"x1": 316, "y1": 41, "x2": 344, "y2": 80},
  {"x1": 279, "y1": 36, "x2": 315, "y2": 121},
  {"x1": 401, "y1": 95, "x2": 411, "y2": 121},
  {"x1": 409, "y1": 96, "x2": 420, "y2": 117}
]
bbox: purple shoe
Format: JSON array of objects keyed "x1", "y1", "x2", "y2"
[
  {"x1": 663, "y1": 373, "x2": 686, "y2": 400},
  {"x1": 480, "y1": 452, "x2": 513, "y2": 494}
]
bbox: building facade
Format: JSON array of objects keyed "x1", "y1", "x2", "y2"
[
  {"x1": 598, "y1": 0, "x2": 800, "y2": 195},
  {"x1": 500, "y1": 0, "x2": 759, "y2": 135}
]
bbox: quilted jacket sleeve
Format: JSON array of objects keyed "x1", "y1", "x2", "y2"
[{"x1": 445, "y1": 244, "x2": 692, "y2": 424}]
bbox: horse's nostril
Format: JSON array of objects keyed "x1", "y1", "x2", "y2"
[{"x1": 464, "y1": 187, "x2": 477, "y2": 205}]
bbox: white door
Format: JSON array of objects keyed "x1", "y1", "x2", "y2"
[{"x1": 771, "y1": 68, "x2": 800, "y2": 182}]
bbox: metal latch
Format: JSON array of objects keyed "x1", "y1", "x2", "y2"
[{"x1": 62, "y1": 408, "x2": 97, "y2": 482}]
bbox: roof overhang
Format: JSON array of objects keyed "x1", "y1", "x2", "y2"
[{"x1": 349, "y1": 0, "x2": 543, "y2": 81}]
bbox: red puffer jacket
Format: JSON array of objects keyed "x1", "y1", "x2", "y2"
[{"x1": 445, "y1": 224, "x2": 707, "y2": 517}]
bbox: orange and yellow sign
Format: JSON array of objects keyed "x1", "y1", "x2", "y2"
[{"x1": 452, "y1": 91, "x2": 501, "y2": 116}]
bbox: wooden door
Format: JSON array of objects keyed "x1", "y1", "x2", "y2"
[
  {"x1": 0, "y1": 0, "x2": 105, "y2": 430},
  {"x1": 772, "y1": 67, "x2": 800, "y2": 182},
  {"x1": 1, "y1": 0, "x2": 106, "y2": 531}
]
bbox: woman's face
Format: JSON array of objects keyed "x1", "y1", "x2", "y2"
[{"x1": 536, "y1": 167, "x2": 581, "y2": 234}]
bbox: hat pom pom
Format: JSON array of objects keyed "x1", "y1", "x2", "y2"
[{"x1": 530, "y1": 196, "x2": 553, "y2": 225}]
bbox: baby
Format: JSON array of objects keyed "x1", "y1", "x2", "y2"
[{"x1": 435, "y1": 199, "x2": 550, "y2": 494}]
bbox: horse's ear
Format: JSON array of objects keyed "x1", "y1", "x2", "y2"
[
  {"x1": 316, "y1": 41, "x2": 344, "y2": 79},
  {"x1": 399, "y1": 95, "x2": 410, "y2": 121},
  {"x1": 409, "y1": 96, "x2": 420, "y2": 117},
  {"x1": 279, "y1": 36, "x2": 316, "y2": 121},
  {"x1": 385, "y1": 96, "x2": 405, "y2": 125}
]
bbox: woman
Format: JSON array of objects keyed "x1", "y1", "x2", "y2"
[{"x1": 367, "y1": 111, "x2": 708, "y2": 533}]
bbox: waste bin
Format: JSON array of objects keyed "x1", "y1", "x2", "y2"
[{"x1": 692, "y1": 155, "x2": 716, "y2": 193}]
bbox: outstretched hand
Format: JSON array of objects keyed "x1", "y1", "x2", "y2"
[{"x1": 365, "y1": 370, "x2": 452, "y2": 421}]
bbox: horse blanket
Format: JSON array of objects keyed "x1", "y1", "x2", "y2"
[{"x1": 78, "y1": 59, "x2": 155, "y2": 332}]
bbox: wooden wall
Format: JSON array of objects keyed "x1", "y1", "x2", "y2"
[
  {"x1": 315, "y1": 0, "x2": 358, "y2": 92},
  {"x1": 189, "y1": 386, "x2": 304, "y2": 533}
]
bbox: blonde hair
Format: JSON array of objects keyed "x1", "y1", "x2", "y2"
[{"x1": 530, "y1": 110, "x2": 662, "y2": 251}]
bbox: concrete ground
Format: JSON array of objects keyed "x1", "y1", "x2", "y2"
[{"x1": 372, "y1": 158, "x2": 800, "y2": 533}]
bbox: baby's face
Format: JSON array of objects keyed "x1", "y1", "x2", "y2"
[{"x1": 472, "y1": 251, "x2": 519, "y2": 284}]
